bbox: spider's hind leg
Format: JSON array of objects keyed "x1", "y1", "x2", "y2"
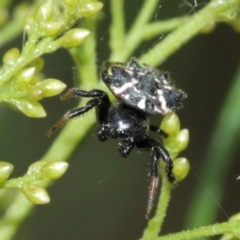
[{"x1": 136, "y1": 137, "x2": 176, "y2": 218}]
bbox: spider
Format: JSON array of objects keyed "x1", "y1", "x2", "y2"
[{"x1": 46, "y1": 58, "x2": 187, "y2": 218}]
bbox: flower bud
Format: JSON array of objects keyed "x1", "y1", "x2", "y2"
[
  {"x1": 30, "y1": 75, "x2": 41, "y2": 85},
  {"x1": 41, "y1": 162, "x2": 69, "y2": 180},
  {"x1": 34, "y1": 0, "x2": 53, "y2": 22},
  {"x1": 24, "y1": 12, "x2": 35, "y2": 33},
  {"x1": 12, "y1": 98, "x2": 46, "y2": 118},
  {"x1": 61, "y1": 0, "x2": 78, "y2": 9},
  {"x1": 28, "y1": 86, "x2": 43, "y2": 100},
  {"x1": 62, "y1": 28, "x2": 90, "y2": 49},
  {"x1": 164, "y1": 129, "x2": 189, "y2": 158},
  {"x1": 172, "y1": 158, "x2": 190, "y2": 181},
  {"x1": 0, "y1": 162, "x2": 14, "y2": 185},
  {"x1": 42, "y1": 21, "x2": 63, "y2": 37},
  {"x1": 30, "y1": 58, "x2": 44, "y2": 73},
  {"x1": 15, "y1": 67, "x2": 36, "y2": 87},
  {"x1": 27, "y1": 161, "x2": 48, "y2": 175},
  {"x1": 174, "y1": 129, "x2": 189, "y2": 153},
  {"x1": 3, "y1": 48, "x2": 21, "y2": 65},
  {"x1": 36, "y1": 79, "x2": 66, "y2": 97},
  {"x1": 161, "y1": 113, "x2": 180, "y2": 137},
  {"x1": 80, "y1": 1, "x2": 103, "y2": 17},
  {"x1": 22, "y1": 185, "x2": 50, "y2": 204}
]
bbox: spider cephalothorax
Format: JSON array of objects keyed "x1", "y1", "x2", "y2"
[{"x1": 46, "y1": 58, "x2": 187, "y2": 218}]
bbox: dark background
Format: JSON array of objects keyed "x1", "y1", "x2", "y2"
[{"x1": 0, "y1": 0, "x2": 240, "y2": 239}]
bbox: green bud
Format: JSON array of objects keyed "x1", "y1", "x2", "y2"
[
  {"x1": 3, "y1": 48, "x2": 20, "y2": 65},
  {"x1": 29, "y1": 58, "x2": 44, "y2": 73},
  {"x1": 15, "y1": 67, "x2": 36, "y2": 87},
  {"x1": 161, "y1": 113, "x2": 180, "y2": 137},
  {"x1": 24, "y1": 11, "x2": 35, "y2": 33},
  {"x1": 27, "y1": 161, "x2": 48, "y2": 175},
  {"x1": 230, "y1": 213, "x2": 240, "y2": 221},
  {"x1": 12, "y1": 98, "x2": 46, "y2": 118},
  {"x1": 0, "y1": 162, "x2": 14, "y2": 185},
  {"x1": 34, "y1": 0, "x2": 53, "y2": 22},
  {"x1": 28, "y1": 86, "x2": 43, "y2": 100},
  {"x1": 172, "y1": 158, "x2": 190, "y2": 181},
  {"x1": 42, "y1": 21, "x2": 63, "y2": 37},
  {"x1": 174, "y1": 129, "x2": 189, "y2": 153},
  {"x1": 41, "y1": 162, "x2": 69, "y2": 180},
  {"x1": 36, "y1": 79, "x2": 66, "y2": 97},
  {"x1": 164, "y1": 129, "x2": 189, "y2": 158},
  {"x1": 62, "y1": 0, "x2": 78, "y2": 9},
  {"x1": 62, "y1": 28, "x2": 90, "y2": 49},
  {"x1": 22, "y1": 185, "x2": 50, "y2": 204},
  {"x1": 30, "y1": 75, "x2": 41, "y2": 85},
  {"x1": 80, "y1": 1, "x2": 103, "y2": 17}
]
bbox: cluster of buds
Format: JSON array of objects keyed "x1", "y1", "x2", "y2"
[
  {"x1": 0, "y1": 0, "x2": 103, "y2": 118},
  {"x1": 1, "y1": 160, "x2": 68, "y2": 204},
  {"x1": 1, "y1": 49, "x2": 66, "y2": 117},
  {"x1": 160, "y1": 113, "x2": 190, "y2": 182},
  {"x1": 24, "y1": 0, "x2": 103, "y2": 49},
  {"x1": 21, "y1": 160, "x2": 69, "y2": 204}
]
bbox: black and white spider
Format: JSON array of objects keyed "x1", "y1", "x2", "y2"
[{"x1": 46, "y1": 58, "x2": 187, "y2": 218}]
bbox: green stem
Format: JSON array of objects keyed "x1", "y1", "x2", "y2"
[
  {"x1": 116, "y1": 16, "x2": 189, "y2": 61},
  {"x1": 109, "y1": 0, "x2": 125, "y2": 61},
  {"x1": 0, "y1": 37, "x2": 62, "y2": 88},
  {"x1": 111, "y1": 0, "x2": 160, "y2": 61},
  {"x1": 0, "y1": 194, "x2": 34, "y2": 240},
  {"x1": 140, "y1": 177, "x2": 173, "y2": 240},
  {"x1": 69, "y1": 18, "x2": 98, "y2": 89},
  {"x1": 140, "y1": 0, "x2": 240, "y2": 66},
  {"x1": 142, "y1": 17, "x2": 189, "y2": 40},
  {"x1": 0, "y1": 17, "x2": 99, "y2": 240},
  {"x1": 185, "y1": 66, "x2": 240, "y2": 228},
  {"x1": 158, "y1": 220, "x2": 240, "y2": 240}
]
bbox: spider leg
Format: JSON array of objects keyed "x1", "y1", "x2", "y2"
[
  {"x1": 62, "y1": 88, "x2": 111, "y2": 123},
  {"x1": 46, "y1": 98, "x2": 104, "y2": 138},
  {"x1": 46, "y1": 88, "x2": 111, "y2": 138},
  {"x1": 149, "y1": 125, "x2": 168, "y2": 138},
  {"x1": 61, "y1": 88, "x2": 108, "y2": 101},
  {"x1": 118, "y1": 137, "x2": 135, "y2": 158},
  {"x1": 136, "y1": 137, "x2": 176, "y2": 218}
]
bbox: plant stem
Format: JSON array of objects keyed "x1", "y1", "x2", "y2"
[
  {"x1": 140, "y1": 177, "x2": 173, "y2": 240},
  {"x1": 158, "y1": 219, "x2": 240, "y2": 240},
  {"x1": 185, "y1": 66, "x2": 240, "y2": 228},
  {"x1": 140, "y1": 0, "x2": 240, "y2": 66},
  {"x1": 109, "y1": 0, "x2": 125, "y2": 61},
  {"x1": 111, "y1": 0, "x2": 160, "y2": 61},
  {"x1": 0, "y1": 17, "x2": 99, "y2": 240}
]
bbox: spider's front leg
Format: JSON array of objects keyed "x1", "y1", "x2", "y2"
[
  {"x1": 136, "y1": 137, "x2": 176, "y2": 218},
  {"x1": 45, "y1": 89, "x2": 111, "y2": 138}
]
